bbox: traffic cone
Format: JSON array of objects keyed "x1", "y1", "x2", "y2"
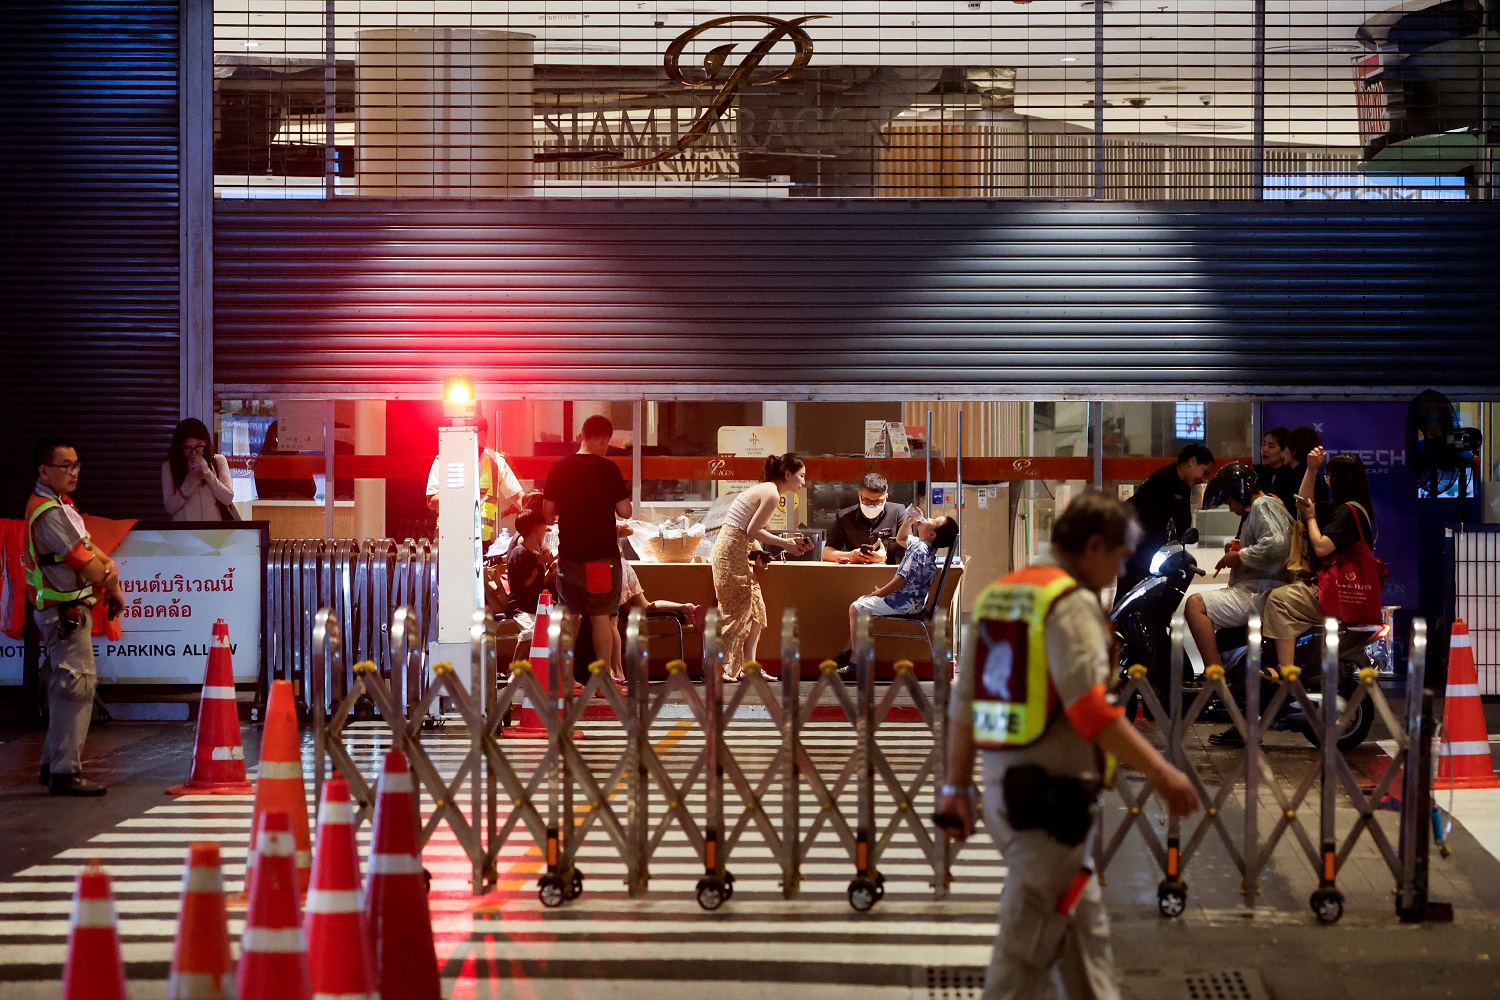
[
  {"x1": 246, "y1": 679, "x2": 312, "y2": 893},
  {"x1": 306, "y1": 777, "x2": 377, "y2": 1000},
  {"x1": 238, "y1": 812, "x2": 312, "y2": 1000},
  {"x1": 1436, "y1": 619, "x2": 1500, "y2": 790},
  {"x1": 168, "y1": 620, "x2": 254, "y2": 795},
  {"x1": 365, "y1": 751, "x2": 441, "y2": 1000},
  {"x1": 62, "y1": 862, "x2": 127, "y2": 1000},
  {"x1": 167, "y1": 843, "x2": 234, "y2": 1000},
  {"x1": 503, "y1": 590, "x2": 554, "y2": 740}
]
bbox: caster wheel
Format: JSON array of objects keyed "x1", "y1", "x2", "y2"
[
  {"x1": 566, "y1": 870, "x2": 584, "y2": 901},
  {"x1": 538, "y1": 873, "x2": 567, "y2": 908},
  {"x1": 1311, "y1": 887, "x2": 1345, "y2": 924},
  {"x1": 874, "y1": 872, "x2": 886, "y2": 901},
  {"x1": 848, "y1": 877, "x2": 879, "y2": 913},
  {"x1": 353, "y1": 698, "x2": 376, "y2": 722},
  {"x1": 696, "y1": 877, "x2": 727, "y2": 911},
  {"x1": 1156, "y1": 878, "x2": 1187, "y2": 919}
]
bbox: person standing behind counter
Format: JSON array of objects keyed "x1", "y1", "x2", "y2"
[
  {"x1": 823, "y1": 473, "x2": 916, "y2": 565},
  {"x1": 163, "y1": 418, "x2": 237, "y2": 521}
]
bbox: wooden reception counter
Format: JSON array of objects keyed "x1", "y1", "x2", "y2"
[{"x1": 629, "y1": 560, "x2": 963, "y2": 678}]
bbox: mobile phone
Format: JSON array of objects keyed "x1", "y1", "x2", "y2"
[
  {"x1": 931, "y1": 810, "x2": 965, "y2": 831},
  {"x1": 858, "y1": 543, "x2": 876, "y2": 555}
]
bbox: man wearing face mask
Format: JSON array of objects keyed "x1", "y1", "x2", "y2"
[{"x1": 823, "y1": 473, "x2": 914, "y2": 565}]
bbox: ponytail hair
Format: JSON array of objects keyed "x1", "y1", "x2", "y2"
[{"x1": 761, "y1": 453, "x2": 805, "y2": 483}]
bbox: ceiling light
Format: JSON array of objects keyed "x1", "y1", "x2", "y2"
[
  {"x1": 242, "y1": 41, "x2": 259, "y2": 48},
  {"x1": 1060, "y1": 56, "x2": 1078, "y2": 63}
]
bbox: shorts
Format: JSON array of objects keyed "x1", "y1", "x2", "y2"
[
  {"x1": 852, "y1": 593, "x2": 918, "y2": 619},
  {"x1": 556, "y1": 557, "x2": 621, "y2": 618},
  {"x1": 1199, "y1": 584, "x2": 1275, "y2": 630}
]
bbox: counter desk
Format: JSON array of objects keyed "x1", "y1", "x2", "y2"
[{"x1": 629, "y1": 560, "x2": 963, "y2": 679}]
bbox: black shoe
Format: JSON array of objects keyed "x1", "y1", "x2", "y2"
[
  {"x1": 48, "y1": 773, "x2": 107, "y2": 797},
  {"x1": 833, "y1": 649, "x2": 854, "y2": 681},
  {"x1": 1207, "y1": 728, "x2": 1245, "y2": 748},
  {"x1": 37, "y1": 763, "x2": 50, "y2": 787}
]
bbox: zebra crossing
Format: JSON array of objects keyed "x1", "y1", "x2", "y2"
[{"x1": 0, "y1": 718, "x2": 1003, "y2": 999}]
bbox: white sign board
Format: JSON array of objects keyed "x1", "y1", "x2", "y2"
[
  {"x1": 864, "y1": 420, "x2": 887, "y2": 458},
  {"x1": 0, "y1": 524, "x2": 264, "y2": 686}
]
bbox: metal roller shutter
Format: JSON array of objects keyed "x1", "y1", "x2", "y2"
[
  {"x1": 0, "y1": 1, "x2": 181, "y2": 517},
  {"x1": 214, "y1": 199, "x2": 1500, "y2": 402}
]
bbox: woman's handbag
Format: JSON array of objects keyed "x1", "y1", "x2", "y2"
[
  {"x1": 1285, "y1": 518, "x2": 1314, "y2": 581},
  {"x1": 215, "y1": 499, "x2": 242, "y2": 522},
  {"x1": 1315, "y1": 502, "x2": 1386, "y2": 625}
]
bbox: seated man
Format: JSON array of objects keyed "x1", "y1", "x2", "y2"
[
  {"x1": 823, "y1": 472, "x2": 916, "y2": 565},
  {"x1": 1182, "y1": 462, "x2": 1292, "y2": 745},
  {"x1": 833, "y1": 515, "x2": 958, "y2": 679},
  {"x1": 503, "y1": 508, "x2": 555, "y2": 643}
]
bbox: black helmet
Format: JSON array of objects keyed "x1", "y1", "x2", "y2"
[{"x1": 1202, "y1": 461, "x2": 1257, "y2": 510}]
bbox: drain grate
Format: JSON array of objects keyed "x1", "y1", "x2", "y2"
[
  {"x1": 1183, "y1": 968, "x2": 1271, "y2": 1000},
  {"x1": 926, "y1": 966, "x2": 986, "y2": 999}
]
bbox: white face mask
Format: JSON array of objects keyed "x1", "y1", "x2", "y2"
[{"x1": 859, "y1": 502, "x2": 885, "y2": 520}]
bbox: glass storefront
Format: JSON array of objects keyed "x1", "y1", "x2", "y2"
[{"x1": 210, "y1": 1, "x2": 1486, "y2": 201}]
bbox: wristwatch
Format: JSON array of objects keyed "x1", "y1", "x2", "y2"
[{"x1": 938, "y1": 783, "x2": 974, "y2": 798}]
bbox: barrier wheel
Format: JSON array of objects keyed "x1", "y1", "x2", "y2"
[
  {"x1": 538, "y1": 873, "x2": 567, "y2": 909},
  {"x1": 848, "y1": 877, "x2": 879, "y2": 913},
  {"x1": 874, "y1": 872, "x2": 886, "y2": 901},
  {"x1": 566, "y1": 870, "x2": 584, "y2": 901},
  {"x1": 1156, "y1": 878, "x2": 1187, "y2": 919},
  {"x1": 1311, "y1": 887, "x2": 1345, "y2": 924},
  {"x1": 696, "y1": 877, "x2": 727, "y2": 911}
]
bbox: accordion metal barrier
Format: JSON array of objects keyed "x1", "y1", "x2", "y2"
[{"x1": 301, "y1": 599, "x2": 1444, "y2": 921}]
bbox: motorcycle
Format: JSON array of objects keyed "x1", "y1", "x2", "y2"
[{"x1": 1111, "y1": 529, "x2": 1384, "y2": 751}]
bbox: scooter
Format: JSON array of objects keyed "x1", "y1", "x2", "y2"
[{"x1": 1111, "y1": 530, "x2": 1383, "y2": 751}]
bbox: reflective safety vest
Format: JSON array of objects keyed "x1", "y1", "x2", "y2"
[
  {"x1": 970, "y1": 565, "x2": 1077, "y2": 749},
  {"x1": 479, "y1": 453, "x2": 500, "y2": 545},
  {"x1": 22, "y1": 495, "x2": 94, "y2": 611}
]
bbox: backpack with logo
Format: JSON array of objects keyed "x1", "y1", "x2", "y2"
[{"x1": 1315, "y1": 502, "x2": 1386, "y2": 625}]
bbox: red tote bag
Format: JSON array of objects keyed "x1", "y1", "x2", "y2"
[{"x1": 1315, "y1": 502, "x2": 1386, "y2": 626}]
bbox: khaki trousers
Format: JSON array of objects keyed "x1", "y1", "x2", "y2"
[
  {"x1": 982, "y1": 773, "x2": 1119, "y2": 1000},
  {"x1": 38, "y1": 605, "x2": 98, "y2": 776}
]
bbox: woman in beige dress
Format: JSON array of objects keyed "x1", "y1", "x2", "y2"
[{"x1": 709, "y1": 454, "x2": 813, "y2": 682}]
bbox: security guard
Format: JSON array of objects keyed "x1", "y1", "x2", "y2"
[
  {"x1": 937, "y1": 491, "x2": 1198, "y2": 1000},
  {"x1": 23, "y1": 438, "x2": 123, "y2": 796},
  {"x1": 425, "y1": 414, "x2": 524, "y2": 549}
]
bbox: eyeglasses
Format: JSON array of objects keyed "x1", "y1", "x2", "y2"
[
  {"x1": 45, "y1": 462, "x2": 81, "y2": 473},
  {"x1": 183, "y1": 444, "x2": 207, "y2": 454}
]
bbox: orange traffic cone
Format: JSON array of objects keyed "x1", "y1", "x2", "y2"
[
  {"x1": 238, "y1": 812, "x2": 312, "y2": 1000},
  {"x1": 365, "y1": 751, "x2": 440, "y2": 1000},
  {"x1": 306, "y1": 778, "x2": 377, "y2": 1000},
  {"x1": 246, "y1": 679, "x2": 312, "y2": 893},
  {"x1": 62, "y1": 862, "x2": 127, "y2": 1000},
  {"x1": 504, "y1": 590, "x2": 554, "y2": 740},
  {"x1": 1436, "y1": 619, "x2": 1500, "y2": 790},
  {"x1": 169, "y1": 620, "x2": 254, "y2": 795},
  {"x1": 168, "y1": 843, "x2": 234, "y2": 1000}
]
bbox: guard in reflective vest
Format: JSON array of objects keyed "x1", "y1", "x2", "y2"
[
  {"x1": 936, "y1": 492, "x2": 1198, "y2": 1000},
  {"x1": 425, "y1": 413, "x2": 524, "y2": 547},
  {"x1": 22, "y1": 438, "x2": 124, "y2": 797}
]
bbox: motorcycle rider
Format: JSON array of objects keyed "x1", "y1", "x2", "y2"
[
  {"x1": 1115, "y1": 445, "x2": 1215, "y2": 603},
  {"x1": 1182, "y1": 462, "x2": 1293, "y2": 747}
]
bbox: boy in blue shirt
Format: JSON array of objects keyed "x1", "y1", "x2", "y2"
[{"x1": 833, "y1": 514, "x2": 958, "y2": 679}]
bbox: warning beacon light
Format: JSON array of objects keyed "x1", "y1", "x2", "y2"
[{"x1": 442, "y1": 375, "x2": 476, "y2": 419}]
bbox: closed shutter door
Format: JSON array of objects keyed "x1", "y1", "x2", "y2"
[
  {"x1": 214, "y1": 199, "x2": 1500, "y2": 401},
  {"x1": 0, "y1": 2, "x2": 180, "y2": 518}
]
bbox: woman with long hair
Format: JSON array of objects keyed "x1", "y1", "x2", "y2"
[
  {"x1": 709, "y1": 454, "x2": 813, "y2": 682},
  {"x1": 1262, "y1": 447, "x2": 1379, "y2": 669},
  {"x1": 162, "y1": 418, "x2": 236, "y2": 521}
]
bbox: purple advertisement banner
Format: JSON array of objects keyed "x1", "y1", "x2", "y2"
[{"x1": 1262, "y1": 402, "x2": 1417, "y2": 608}]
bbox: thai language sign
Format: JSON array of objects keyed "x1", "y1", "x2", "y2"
[{"x1": 0, "y1": 524, "x2": 263, "y2": 685}]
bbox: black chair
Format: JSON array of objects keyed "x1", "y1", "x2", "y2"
[{"x1": 869, "y1": 543, "x2": 962, "y2": 664}]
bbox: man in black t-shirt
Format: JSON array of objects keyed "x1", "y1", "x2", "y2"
[
  {"x1": 544, "y1": 415, "x2": 632, "y2": 683},
  {"x1": 1117, "y1": 444, "x2": 1215, "y2": 601}
]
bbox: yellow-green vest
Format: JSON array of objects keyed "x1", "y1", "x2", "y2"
[{"x1": 970, "y1": 565, "x2": 1077, "y2": 748}]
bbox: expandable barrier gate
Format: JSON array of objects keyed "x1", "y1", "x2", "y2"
[
  {"x1": 306, "y1": 602, "x2": 1439, "y2": 919},
  {"x1": 1100, "y1": 614, "x2": 1439, "y2": 924},
  {"x1": 268, "y1": 539, "x2": 438, "y2": 714}
]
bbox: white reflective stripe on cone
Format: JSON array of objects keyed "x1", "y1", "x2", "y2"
[
  {"x1": 256, "y1": 831, "x2": 295, "y2": 858},
  {"x1": 242, "y1": 927, "x2": 304, "y2": 953},
  {"x1": 317, "y1": 800, "x2": 353, "y2": 826},
  {"x1": 200, "y1": 686, "x2": 237, "y2": 700},
  {"x1": 258, "y1": 761, "x2": 304, "y2": 780},
  {"x1": 1447, "y1": 684, "x2": 1482, "y2": 698},
  {"x1": 377, "y1": 771, "x2": 413, "y2": 793},
  {"x1": 1439, "y1": 741, "x2": 1492, "y2": 756},
  {"x1": 211, "y1": 746, "x2": 246, "y2": 761},
  {"x1": 70, "y1": 898, "x2": 118, "y2": 928},
  {"x1": 1451, "y1": 633, "x2": 1472, "y2": 648},
  {"x1": 367, "y1": 853, "x2": 424, "y2": 876},
  {"x1": 305, "y1": 889, "x2": 362, "y2": 914},
  {"x1": 168, "y1": 971, "x2": 233, "y2": 1000},
  {"x1": 213, "y1": 633, "x2": 232, "y2": 648},
  {"x1": 183, "y1": 866, "x2": 224, "y2": 894}
]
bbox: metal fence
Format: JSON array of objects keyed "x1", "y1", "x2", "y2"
[{"x1": 302, "y1": 595, "x2": 1442, "y2": 921}]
